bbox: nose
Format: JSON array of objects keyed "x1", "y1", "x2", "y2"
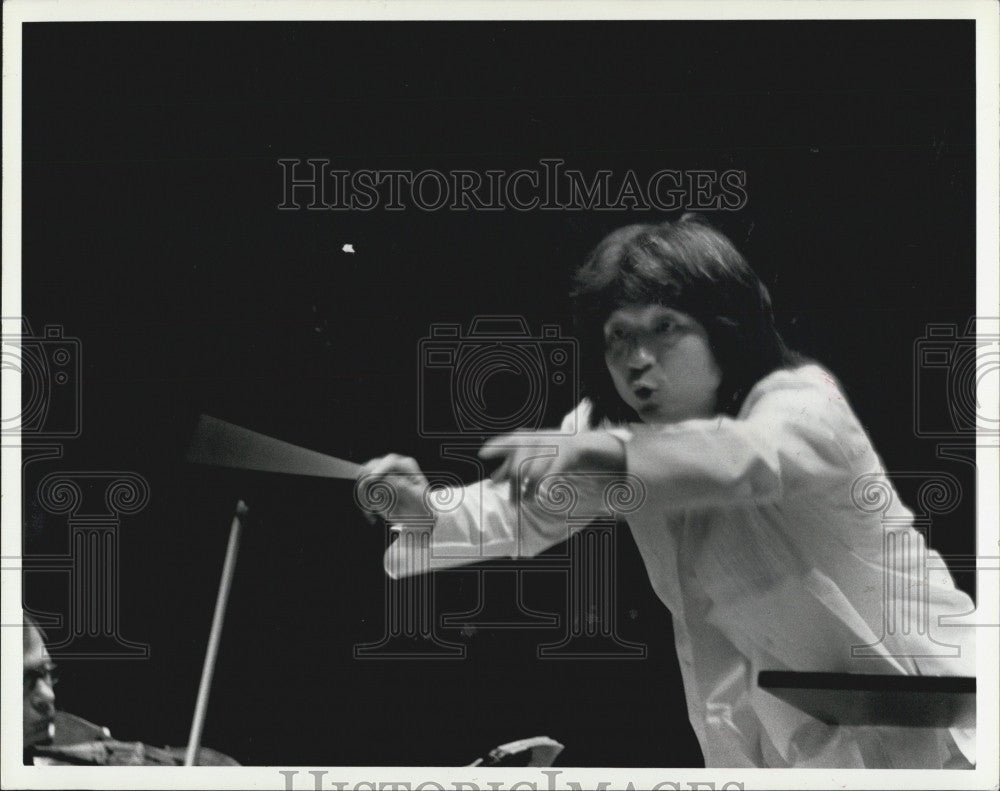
[
  {"x1": 32, "y1": 679, "x2": 56, "y2": 715},
  {"x1": 626, "y1": 342, "x2": 655, "y2": 374}
]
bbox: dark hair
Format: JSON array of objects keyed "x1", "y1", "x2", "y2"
[{"x1": 571, "y1": 213, "x2": 804, "y2": 427}]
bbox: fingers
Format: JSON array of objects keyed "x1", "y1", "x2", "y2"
[
  {"x1": 481, "y1": 434, "x2": 525, "y2": 485},
  {"x1": 499, "y1": 449, "x2": 559, "y2": 500},
  {"x1": 478, "y1": 429, "x2": 538, "y2": 459},
  {"x1": 490, "y1": 436, "x2": 592, "y2": 500},
  {"x1": 361, "y1": 453, "x2": 423, "y2": 479},
  {"x1": 478, "y1": 438, "x2": 512, "y2": 460},
  {"x1": 486, "y1": 447, "x2": 531, "y2": 487},
  {"x1": 489, "y1": 455, "x2": 511, "y2": 485},
  {"x1": 356, "y1": 453, "x2": 426, "y2": 522},
  {"x1": 520, "y1": 455, "x2": 550, "y2": 501},
  {"x1": 493, "y1": 454, "x2": 542, "y2": 494},
  {"x1": 481, "y1": 432, "x2": 564, "y2": 499}
]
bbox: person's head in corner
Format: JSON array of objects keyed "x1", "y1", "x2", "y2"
[{"x1": 23, "y1": 614, "x2": 57, "y2": 750}]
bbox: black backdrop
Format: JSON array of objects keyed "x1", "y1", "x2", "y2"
[{"x1": 20, "y1": 20, "x2": 976, "y2": 767}]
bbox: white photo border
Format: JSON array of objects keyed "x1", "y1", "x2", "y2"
[{"x1": 2, "y1": 1, "x2": 997, "y2": 789}]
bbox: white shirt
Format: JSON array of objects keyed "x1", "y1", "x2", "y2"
[{"x1": 384, "y1": 364, "x2": 976, "y2": 768}]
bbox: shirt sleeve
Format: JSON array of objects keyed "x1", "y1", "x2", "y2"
[
  {"x1": 624, "y1": 365, "x2": 873, "y2": 512},
  {"x1": 383, "y1": 402, "x2": 597, "y2": 579}
]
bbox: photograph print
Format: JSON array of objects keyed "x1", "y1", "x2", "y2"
[{"x1": 4, "y1": 2, "x2": 998, "y2": 789}]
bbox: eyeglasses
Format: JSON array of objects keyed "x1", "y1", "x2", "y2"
[{"x1": 24, "y1": 664, "x2": 58, "y2": 693}]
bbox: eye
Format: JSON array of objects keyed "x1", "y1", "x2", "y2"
[
  {"x1": 655, "y1": 319, "x2": 675, "y2": 334},
  {"x1": 24, "y1": 667, "x2": 58, "y2": 689}
]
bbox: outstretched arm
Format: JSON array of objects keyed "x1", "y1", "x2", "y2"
[
  {"x1": 621, "y1": 366, "x2": 870, "y2": 512},
  {"x1": 357, "y1": 416, "x2": 634, "y2": 579},
  {"x1": 486, "y1": 366, "x2": 871, "y2": 514}
]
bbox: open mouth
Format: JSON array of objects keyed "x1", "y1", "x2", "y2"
[{"x1": 633, "y1": 386, "x2": 654, "y2": 400}]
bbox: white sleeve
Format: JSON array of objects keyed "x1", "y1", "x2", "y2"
[
  {"x1": 624, "y1": 366, "x2": 873, "y2": 511},
  {"x1": 383, "y1": 402, "x2": 598, "y2": 579}
]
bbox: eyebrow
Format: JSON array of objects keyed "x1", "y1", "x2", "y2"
[{"x1": 604, "y1": 307, "x2": 682, "y2": 329}]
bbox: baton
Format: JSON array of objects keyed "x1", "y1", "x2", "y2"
[{"x1": 184, "y1": 500, "x2": 247, "y2": 766}]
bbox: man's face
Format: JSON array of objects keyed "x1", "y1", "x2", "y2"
[
  {"x1": 604, "y1": 304, "x2": 722, "y2": 424},
  {"x1": 23, "y1": 624, "x2": 56, "y2": 748}
]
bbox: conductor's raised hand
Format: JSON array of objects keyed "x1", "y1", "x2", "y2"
[
  {"x1": 478, "y1": 430, "x2": 625, "y2": 501},
  {"x1": 355, "y1": 453, "x2": 430, "y2": 524}
]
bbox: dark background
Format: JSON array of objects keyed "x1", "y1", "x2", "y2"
[{"x1": 20, "y1": 21, "x2": 976, "y2": 766}]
